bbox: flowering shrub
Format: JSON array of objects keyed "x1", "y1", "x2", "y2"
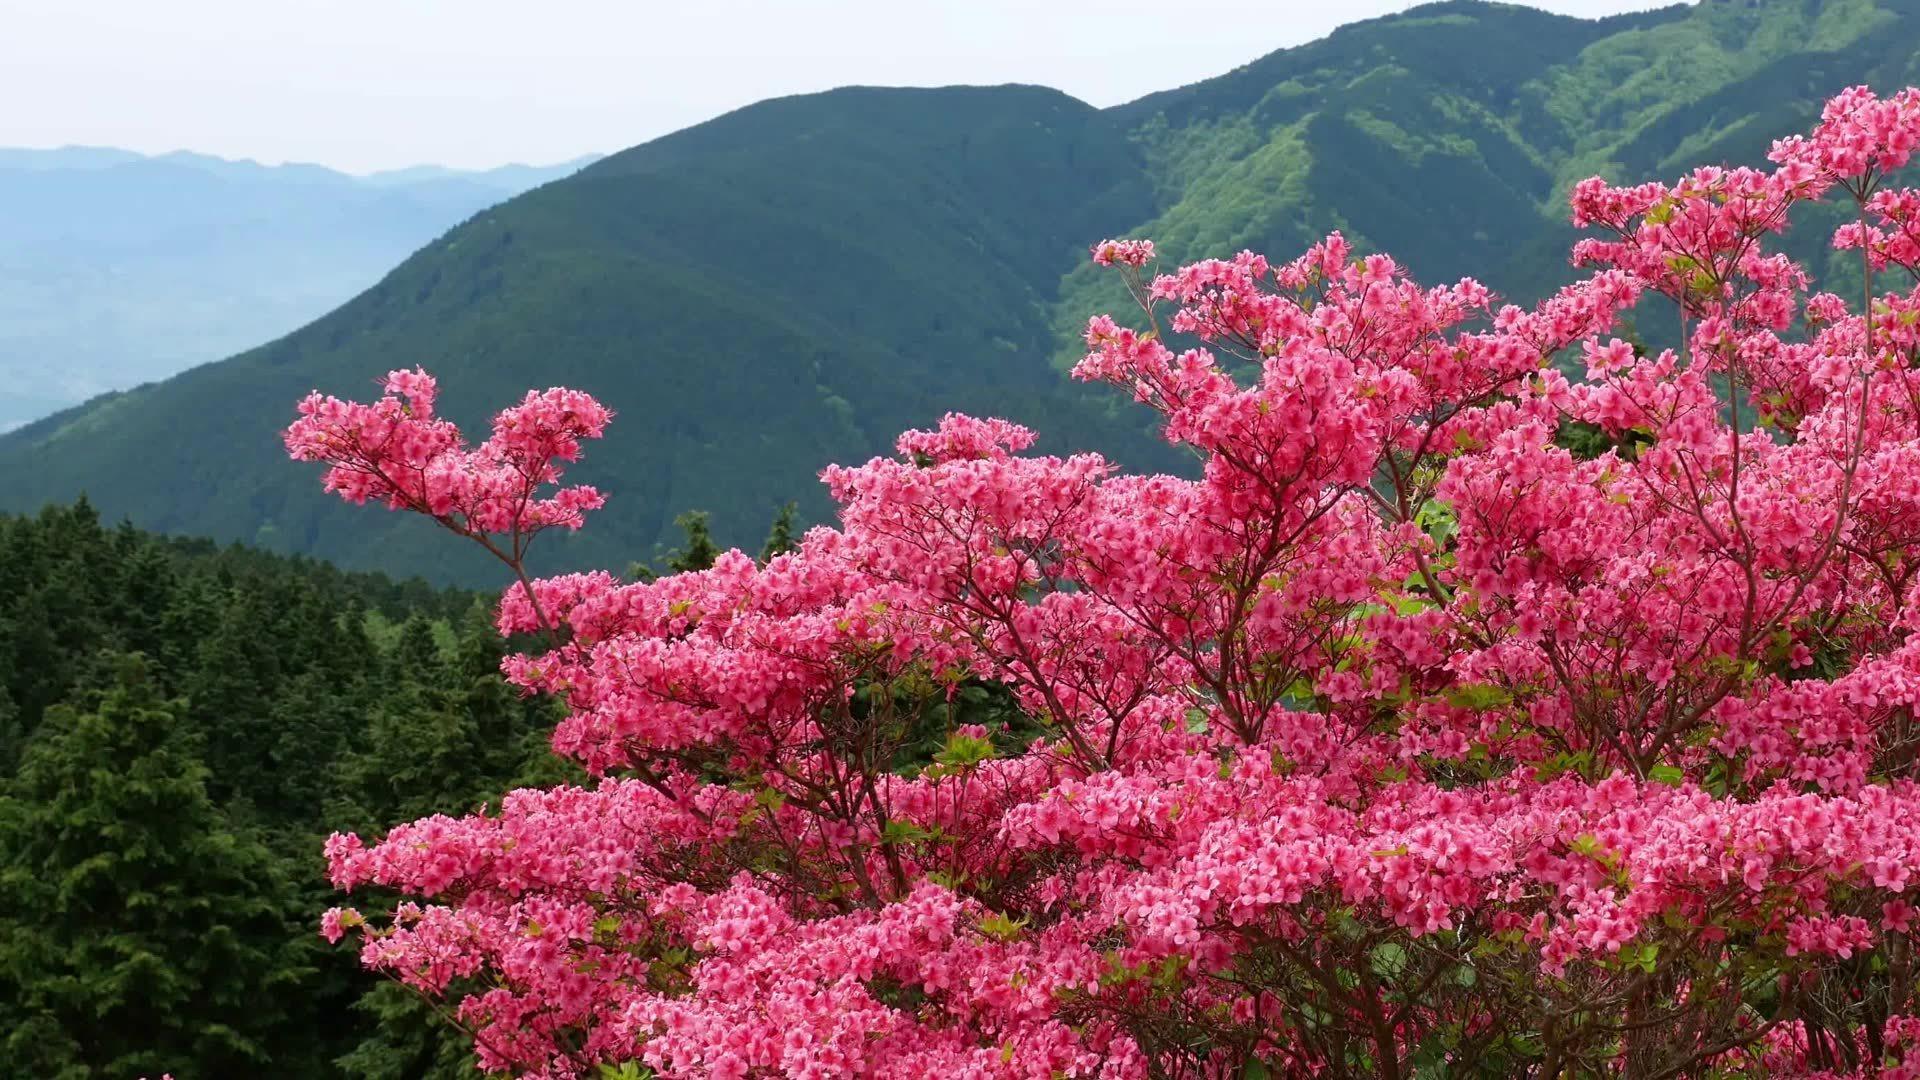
[{"x1": 294, "y1": 87, "x2": 1920, "y2": 1078}]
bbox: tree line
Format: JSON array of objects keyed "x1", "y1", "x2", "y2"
[{"x1": 0, "y1": 499, "x2": 772, "y2": 1078}]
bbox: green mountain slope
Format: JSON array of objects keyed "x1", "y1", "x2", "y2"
[
  {"x1": 8, "y1": 0, "x2": 1920, "y2": 584},
  {"x1": 0, "y1": 86, "x2": 1171, "y2": 582},
  {"x1": 1054, "y1": 0, "x2": 1909, "y2": 351}
]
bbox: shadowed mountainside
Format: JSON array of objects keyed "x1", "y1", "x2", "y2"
[{"x1": 7, "y1": 0, "x2": 1918, "y2": 584}]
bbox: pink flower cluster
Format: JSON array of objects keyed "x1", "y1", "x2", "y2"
[
  {"x1": 287, "y1": 368, "x2": 611, "y2": 621},
  {"x1": 295, "y1": 87, "x2": 1920, "y2": 1077},
  {"x1": 1090, "y1": 238, "x2": 1155, "y2": 268}
]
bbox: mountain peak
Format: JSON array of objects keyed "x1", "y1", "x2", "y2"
[{"x1": 5, "y1": 0, "x2": 1917, "y2": 582}]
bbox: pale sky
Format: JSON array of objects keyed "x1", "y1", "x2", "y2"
[{"x1": 0, "y1": 0, "x2": 1682, "y2": 174}]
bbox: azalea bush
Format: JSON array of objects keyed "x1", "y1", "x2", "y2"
[{"x1": 292, "y1": 87, "x2": 1920, "y2": 1078}]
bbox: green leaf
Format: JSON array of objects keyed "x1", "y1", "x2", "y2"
[
  {"x1": 882, "y1": 820, "x2": 934, "y2": 845},
  {"x1": 932, "y1": 731, "x2": 998, "y2": 770},
  {"x1": 1444, "y1": 683, "x2": 1510, "y2": 710},
  {"x1": 978, "y1": 913, "x2": 1029, "y2": 942}
]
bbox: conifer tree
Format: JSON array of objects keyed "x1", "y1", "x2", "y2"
[
  {"x1": 332, "y1": 616, "x2": 490, "y2": 828},
  {"x1": 666, "y1": 509, "x2": 720, "y2": 573},
  {"x1": 0, "y1": 655, "x2": 308, "y2": 1077},
  {"x1": 186, "y1": 586, "x2": 287, "y2": 806},
  {"x1": 335, "y1": 982, "x2": 484, "y2": 1080},
  {"x1": 760, "y1": 500, "x2": 799, "y2": 563},
  {"x1": 0, "y1": 685, "x2": 20, "y2": 779}
]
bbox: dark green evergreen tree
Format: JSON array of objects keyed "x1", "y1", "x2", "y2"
[
  {"x1": 0, "y1": 685, "x2": 20, "y2": 779},
  {"x1": 186, "y1": 586, "x2": 287, "y2": 807},
  {"x1": 0, "y1": 503, "x2": 587, "y2": 1073},
  {"x1": 0, "y1": 655, "x2": 310, "y2": 1078},
  {"x1": 332, "y1": 616, "x2": 488, "y2": 829},
  {"x1": 667, "y1": 510, "x2": 721, "y2": 574},
  {"x1": 760, "y1": 501, "x2": 799, "y2": 563},
  {"x1": 336, "y1": 982, "x2": 484, "y2": 1080}
]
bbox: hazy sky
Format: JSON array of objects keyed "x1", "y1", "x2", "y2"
[{"x1": 1, "y1": 0, "x2": 1682, "y2": 174}]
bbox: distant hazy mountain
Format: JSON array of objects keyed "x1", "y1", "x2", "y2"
[
  {"x1": 0, "y1": 148, "x2": 600, "y2": 430},
  {"x1": 361, "y1": 157, "x2": 602, "y2": 191}
]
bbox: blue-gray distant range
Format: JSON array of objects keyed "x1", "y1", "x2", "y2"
[{"x1": 0, "y1": 147, "x2": 600, "y2": 431}]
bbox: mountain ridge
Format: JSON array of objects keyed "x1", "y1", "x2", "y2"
[
  {"x1": 7, "y1": 0, "x2": 1918, "y2": 584},
  {"x1": 0, "y1": 145, "x2": 603, "y2": 187},
  {"x1": 0, "y1": 147, "x2": 601, "y2": 429}
]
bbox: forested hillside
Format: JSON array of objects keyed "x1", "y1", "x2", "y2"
[
  {"x1": 7, "y1": 0, "x2": 1920, "y2": 584},
  {"x1": 0, "y1": 502, "x2": 569, "y2": 1077}
]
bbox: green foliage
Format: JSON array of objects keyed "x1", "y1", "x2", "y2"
[
  {"x1": 334, "y1": 982, "x2": 483, "y2": 1080},
  {"x1": 665, "y1": 511, "x2": 721, "y2": 575},
  {"x1": 631, "y1": 501, "x2": 797, "y2": 581},
  {"x1": 0, "y1": 503, "x2": 565, "y2": 1076},
  {"x1": 330, "y1": 609, "x2": 565, "y2": 831},
  {"x1": 0, "y1": 655, "x2": 307, "y2": 1078},
  {"x1": 760, "y1": 501, "x2": 799, "y2": 563}
]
